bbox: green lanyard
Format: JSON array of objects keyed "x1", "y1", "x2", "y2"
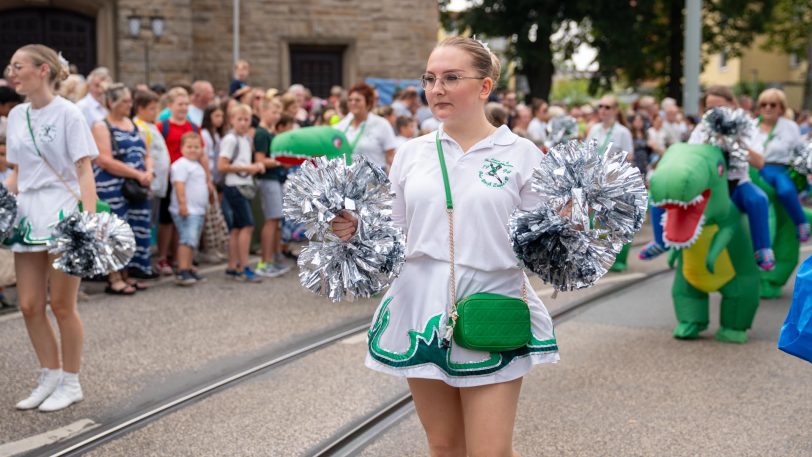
[
  {"x1": 435, "y1": 131, "x2": 453, "y2": 209},
  {"x1": 757, "y1": 117, "x2": 777, "y2": 149},
  {"x1": 599, "y1": 122, "x2": 615, "y2": 154},
  {"x1": 343, "y1": 118, "x2": 367, "y2": 152},
  {"x1": 25, "y1": 107, "x2": 43, "y2": 157}
]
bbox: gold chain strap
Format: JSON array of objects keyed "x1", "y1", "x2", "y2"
[{"x1": 442, "y1": 205, "x2": 527, "y2": 346}]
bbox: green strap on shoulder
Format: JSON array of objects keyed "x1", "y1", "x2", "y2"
[{"x1": 435, "y1": 131, "x2": 453, "y2": 210}]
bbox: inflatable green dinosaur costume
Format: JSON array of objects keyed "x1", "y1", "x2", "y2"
[
  {"x1": 649, "y1": 143, "x2": 760, "y2": 343},
  {"x1": 750, "y1": 169, "x2": 812, "y2": 298}
]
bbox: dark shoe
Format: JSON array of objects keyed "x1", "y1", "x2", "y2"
[
  {"x1": 125, "y1": 279, "x2": 149, "y2": 291},
  {"x1": 190, "y1": 270, "x2": 207, "y2": 282},
  {"x1": 128, "y1": 268, "x2": 160, "y2": 280},
  {"x1": 282, "y1": 249, "x2": 299, "y2": 261},
  {"x1": 0, "y1": 295, "x2": 16, "y2": 309},
  {"x1": 104, "y1": 282, "x2": 137, "y2": 295},
  {"x1": 175, "y1": 270, "x2": 197, "y2": 286}
]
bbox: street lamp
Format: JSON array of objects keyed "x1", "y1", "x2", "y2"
[{"x1": 127, "y1": 13, "x2": 165, "y2": 86}]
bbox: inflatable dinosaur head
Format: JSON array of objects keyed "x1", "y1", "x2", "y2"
[{"x1": 649, "y1": 144, "x2": 729, "y2": 248}]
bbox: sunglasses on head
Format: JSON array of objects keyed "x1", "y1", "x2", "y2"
[{"x1": 760, "y1": 102, "x2": 779, "y2": 109}]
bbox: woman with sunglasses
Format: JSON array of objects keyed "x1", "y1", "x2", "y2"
[
  {"x1": 753, "y1": 88, "x2": 809, "y2": 242},
  {"x1": 333, "y1": 36, "x2": 558, "y2": 457},
  {"x1": 586, "y1": 95, "x2": 634, "y2": 271},
  {"x1": 333, "y1": 82, "x2": 397, "y2": 172},
  {"x1": 586, "y1": 95, "x2": 634, "y2": 156},
  {"x1": 5, "y1": 44, "x2": 99, "y2": 412}
]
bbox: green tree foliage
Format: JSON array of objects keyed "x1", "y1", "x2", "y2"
[
  {"x1": 441, "y1": 0, "x2": 775, "y2": 102},
  {"x1": 762, "y1": 0, "x2": 812, "y2": 109}
]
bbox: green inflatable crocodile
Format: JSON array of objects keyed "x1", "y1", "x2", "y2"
[
  {"x1": 649, "y1": 143, "x2": 760, "y2": 343},
  {"x1": 749, "y1": 168, "x2": 812, "y2": 298}
]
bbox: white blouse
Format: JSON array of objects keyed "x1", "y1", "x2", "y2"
[
  {"x1": 390, "y1": 124, "x2": 543, "y2": 272},
  {"x1": 751, "y1": 117, "x2": 802, "y2": 165}
]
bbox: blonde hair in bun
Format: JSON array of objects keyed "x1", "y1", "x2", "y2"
[
  {"x1": 435, "y1": 36, "x2": 501, "y2": 93},
  {"x1": 17, "y1": 44, "x2": 70, "y2": 87}
]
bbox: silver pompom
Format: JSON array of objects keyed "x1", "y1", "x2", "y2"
[
  {"x1": 531, "y1": 139, "x2": 647, "y2": 243},
  {"x1": 511, "y1": 139, "x2": 647, "y2": 291},
  {"x1": 702, "y1": 107, "x2": 755, "y2": 165},
  {"x1": 544, "y1": 115, "x2": 578, "y2": 149},
  {"x1": 0, "y1": 184, "x2": 17, "y2": 241},
  {"x1": 48, "y1": 212, "x2": 136, "y2": 277},
  {"x1": 283, "y1": 157, "x2": 406, "y2": 302},
  {"x1": 510, "y1": 206, "x2": 619, "y2": 292},
  {"x1": 790, "y1": 140, "x2": 812, "y2": 176}
]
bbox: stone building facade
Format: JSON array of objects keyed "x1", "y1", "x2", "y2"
[{"x1": 0, "y1": 0, "x2": 439, "y2": 96}]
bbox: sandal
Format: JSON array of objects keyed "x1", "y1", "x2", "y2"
[
  {"x1": 105, "y1": 281, "x2": 137, "y2": 295},
  {"x1": 125, "y1": 279, "x2": 149, "y2": 291}
]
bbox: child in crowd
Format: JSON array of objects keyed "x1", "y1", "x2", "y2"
[
  {"x1": 218, "y1": 104, "x2": 265, "y2": 282},
  {"x1": 170, "y1": 133, "x2": 210, "y2": 286},
  {"x1": 229, "y1": 60, "x2": 251, "y2": 97},
  {"x1": 393, "y1": 115, "x2": 416, "y2": 149},
  {"x1": 275, "y1": 113, "x2": 299, "y2": 260},
  {"x1": 254, "y1": 98, "x2": 292, "y2": 278}
]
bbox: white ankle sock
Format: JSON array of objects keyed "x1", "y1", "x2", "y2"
[
  {"x1": 43, "y1": 368, "x2": 63, "y2": 382},
  {"x1": 61, "y1": 371, "x2": 80, "y2": 386}
]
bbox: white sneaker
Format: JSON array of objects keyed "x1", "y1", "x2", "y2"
[
  {"x1": 38, "y1": 377, "x2": 83, "y2": 412},
  {"x1": 275, "y1": 262, "x2": 293, "y2": 275},
  {"x1": 15, "y1": 368, "x2": 62, "y2": 410},
  {"x1": 256, "y1": 264, "x2": 284, "y2": 278}
]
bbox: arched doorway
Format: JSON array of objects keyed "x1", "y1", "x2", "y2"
[{"x1": 0, "y1": 8, "x2": 97, "y2": 76}]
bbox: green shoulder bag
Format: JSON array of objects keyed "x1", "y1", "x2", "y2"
[{"x1": 435, "y1": 132, "x2": 531, "y2": 352}]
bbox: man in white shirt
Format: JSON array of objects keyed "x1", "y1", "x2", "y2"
[
  {"x1": 187, "y1": 80, "x2": 214, "y2": 127},
  {"x1": 75, "y1": 67, "x2": 111, "y2": 127},
  {"x1": 661, "y1": 104, "x2": 686, "y2": 148}
]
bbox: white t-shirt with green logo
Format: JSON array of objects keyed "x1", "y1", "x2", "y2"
[
  {"x1": 389, "y1": 124, "x2": 543, "y2": 271},
  {"x1": 6, "y1": 96, "x2": 99, "y2": 193}
]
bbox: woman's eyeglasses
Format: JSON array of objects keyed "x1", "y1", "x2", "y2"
[
  {"x1": 597, "y1": 104, "x2": 615, "y2": 110},
  {"x1": 420, "y1": 74, "x2": 485, "y2": 91},
  {"x1": 760, "y1": 102, "x2": 779, "y2": 109}
]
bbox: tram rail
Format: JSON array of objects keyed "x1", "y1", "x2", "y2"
[{"x1": 34, "y1": 268, "x2": 670, "y2": 457}]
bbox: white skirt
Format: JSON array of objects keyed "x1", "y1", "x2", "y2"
[
  {"x1": 8, "y1": 186, "x2": 79, "y2": 253},
  {"x1": 365, "y1": 256, "x2": 559, "y2": 387}
]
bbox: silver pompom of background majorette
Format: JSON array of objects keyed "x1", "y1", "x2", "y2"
[
  {"x1": 790, "y1": 140, "x2": 812, "y2": 176},
  {"x1": 48, "y1": 211, "x2": 136, "y2": 277},
  {"x1": 702, "y1": 107, "x2": 755, "y2": 166},
  {"x1": 544, "y1": 115, "x2": 578, "y2": 149},
  {"x1": 510, "y1": 139, "x2": 647, "y2": 291},
  {"x1": 283, "y1": 157, "x2": 406, "y2": 302},
  {"x1": 0, "y1": 184, "x2": 17, "y2": 242}
]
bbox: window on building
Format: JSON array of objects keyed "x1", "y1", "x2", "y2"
[
  {"x1": 719, "y1": 50, "x2": 728, "y2": 71},
  {"x1": 790, "y1": 52, "x2": 799, "y2": 68},
  {"x1": 289, "y1": 45, "x2": 345, "y2": 98}
]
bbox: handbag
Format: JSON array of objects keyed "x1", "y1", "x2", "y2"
[
  {"x1": 202, "y1": 199, "x2": 230, "y2": 254},
  {"x1": 778, "y1": 255, "x2": 812, "y2": 364},
  {"x1": 435, "y1": 131, "x2": 532, "y2": 352},
  {"x1": 26, "y1": 107, "x2": 110, "y2": 214},
  {"x1": 104, "y1": 120, "x2": 149, "y2": 204}
]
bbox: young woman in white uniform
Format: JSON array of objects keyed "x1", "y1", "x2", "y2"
[
  {"x1": 5, "y1": 45, "x2": 99, "y2": 412},
  {"x1": 333, "y1": 36, "x2": 558, "y2": 457}
]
